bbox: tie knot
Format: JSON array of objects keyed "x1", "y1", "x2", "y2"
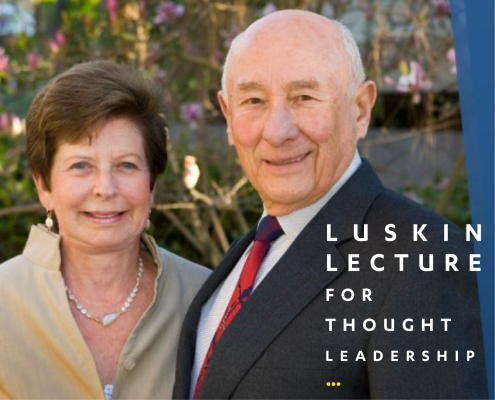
[{"x1": 255, "y1": 216, "x2": 283, "y2": 243}]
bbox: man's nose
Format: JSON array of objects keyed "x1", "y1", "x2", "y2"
[
  {"x1": 93, "y1": 168, "x2": 118, "y2": 198},
  {"x1": 262, "y1": 102, "x2": 298, "y2": 146}
]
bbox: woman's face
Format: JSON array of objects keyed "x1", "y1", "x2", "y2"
[{"x1": 35, "y1": 118, "x2": 154, "y2": 253}]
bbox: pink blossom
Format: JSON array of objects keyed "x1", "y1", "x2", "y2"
[
  {"x1": 447, "y1": 48, "x2": 456, "y2": 74},
  {"x1": 0, "y1": 113, "x2": 9, "y2": 131},
  {"x1": 153, "y1": 2, "x2": 184, "y2": 25},
  {"x1": 48, "y1": 30, "x2": 66, "y2": 54},
  {"x1": 384, "y1": 60, "x2": 432, "y2": 104},
  {"x1": 262, "y1": 3, "x2": 278, "y2": 16},
  {"x1": 55, "y1": 30, "x2": 65, "y2": 46},
  {"x1": 181, "y1": 102, "x2": 203, "y2": 127},
  {"x1": 27, "y1": 50, "x2": 40, "y2": 68},
  {"x1": 410, "y1": 61, "x2": 432, "y2": 103},
  {"x1": 0, "y1": 48, "x2": 9, "y2": 72},
  {"x1": 107, "y1": 0, "x2": 118, "y2": 23},
  {"x1": 433, "y1": 0, "x2": 451, "y2": 15}
]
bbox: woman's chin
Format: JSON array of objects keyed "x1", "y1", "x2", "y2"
[{"x1": 60, "y1": 228, "x2": 142, "y2": 252}]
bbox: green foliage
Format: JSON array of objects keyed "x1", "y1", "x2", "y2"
[
  {"x1": 400, "y1": 171, "x2": 471, "y2": 227},
  {"x1": 0, "y1": 130, "x2": 40, "y2": 259}
]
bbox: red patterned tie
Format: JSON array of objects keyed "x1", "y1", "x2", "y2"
[{"x1": 193, "y1": 216, "x2": 283, "y2": 399}]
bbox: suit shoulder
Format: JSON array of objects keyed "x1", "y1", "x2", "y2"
[
  {"x1": 369, "y1": 188, "x2": 458, "y2": 228},
  {"x1": 364, "y1": 188, "x2": 471, "y2": 252}
]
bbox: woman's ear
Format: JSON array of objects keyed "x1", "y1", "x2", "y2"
[
  {"x1": 149, "y1": 186, "x2": 155, "y2": 207},
  {"x1": 33, "y1": 174, "x2": 54, "y2": 210}
]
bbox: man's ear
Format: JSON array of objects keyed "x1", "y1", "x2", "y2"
[
  {"x1": 218, "y1": 90, "x2": 234, "y2": 146},
  {"x1": 33, "y1": 174, "x2": 54, "y2": 210},
  {"x1": 354, "y1": 80, "x2": 377, "y2": 140}
]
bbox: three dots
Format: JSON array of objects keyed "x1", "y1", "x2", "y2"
[{"x1": 327, "y1": 382, "x2": 341, "y2": 387}]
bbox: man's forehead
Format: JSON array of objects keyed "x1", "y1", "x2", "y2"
[
  {"x1": 229, "y1": 31, "x2": 346, "y2": 73},
  {"x1": 242, "y1": 10, "x2": 337, "y2": 41},
  {"x1": 227, "y1": 50, "x2": 345, "y2": 93}
]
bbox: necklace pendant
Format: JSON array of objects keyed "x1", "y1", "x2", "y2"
[
  {"x1": 101, "y1": 312, "x2": 119, "y2": 327},
  {"x1": 65, "y1": 255, "x2": 144, "y2": 328}
]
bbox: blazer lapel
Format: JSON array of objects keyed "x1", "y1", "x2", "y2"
[
  {"x1": 198, "y1": 216, "x2": 347, "y2": 398},
  {"x1": 198, "y1": 160, "x2": 384, "y2": 399},
  {"x1": 173, "y1": 228, "x2": 256, "y2": 399}
]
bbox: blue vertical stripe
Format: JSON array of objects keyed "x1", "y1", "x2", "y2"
[{"x1": 451, "y1": 0, "x2": 494, "y2": 397}]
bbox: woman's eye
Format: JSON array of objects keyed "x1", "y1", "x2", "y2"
[
  {"x1": 70, "y1": 161, "x2": 89, "y2": 170},
  {"x1": 120, "y1": 162, "x2": 137, "y2": 169}
]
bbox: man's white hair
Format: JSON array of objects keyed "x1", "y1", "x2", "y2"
[{"x1": 220, "y1": 18, "x2": 365, "y2": 100}]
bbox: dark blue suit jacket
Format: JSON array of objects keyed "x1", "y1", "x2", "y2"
[{"x1": 173, "y1": 160, "x2": 487, "y2": 399}]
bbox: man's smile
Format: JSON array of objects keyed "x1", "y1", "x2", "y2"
[{"x1": 263, "y1": 151, "x2": 310, "y2": 166}]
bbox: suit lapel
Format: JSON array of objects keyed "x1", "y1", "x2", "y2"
[
  {"x1": 199, "y1": 215, "x2": 347, "y2": 398},
  {"x1": 199, "y1": 161, "x2": 384, "y2": 398},
  {"x1": 173, "y1": 228, "x2": 256, "y2": 399}
]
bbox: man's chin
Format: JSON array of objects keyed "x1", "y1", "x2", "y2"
[{"x1": 260, "y1": 189, "x2": 314, "y2": 216}]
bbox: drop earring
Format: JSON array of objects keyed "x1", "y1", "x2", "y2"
[
  {"x1": 45, "y1": 210, "x2": 54, "y2": 232},
  {"x1": 145, "y1": 209, "x2": 151, "y2": 231}
]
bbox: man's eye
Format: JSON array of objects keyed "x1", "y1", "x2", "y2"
[
  {"x1": 296, "y1": 95, "x2": 313, "y2": 101},
  {"x1": 70, "y1": 161, "x2": 89, "y2": 170},
  {"x1": 244, "y1": 98, "x2": 262, "y2": 105}
]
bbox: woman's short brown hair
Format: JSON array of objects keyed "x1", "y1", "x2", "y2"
[{"x1": 26, "y1": 60, "x2": 167, "y2": 190}]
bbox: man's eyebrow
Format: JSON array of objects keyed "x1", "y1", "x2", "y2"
[
  {"x1": 284, "y1": 79, "x2": 320, "y2": 91},
  {"x1": 235, "y1": 81, "x2": 263, "y2": 92},
  {"x1": 234, "y1": 79, "x2": 320, "y2": 93}
]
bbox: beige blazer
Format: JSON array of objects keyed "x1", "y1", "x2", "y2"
[{"x1": 0, "y1": 225, "x2": 210, "y2": 399}]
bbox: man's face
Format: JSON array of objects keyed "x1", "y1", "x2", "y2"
[{"x1": 219, "y1": 19, "x2": 375, "y2": 216}]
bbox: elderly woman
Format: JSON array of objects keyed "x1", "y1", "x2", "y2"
[{"x1": 0, "y1": 61, "x2": 210, "y2": 399}]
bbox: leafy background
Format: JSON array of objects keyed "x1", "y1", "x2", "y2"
[{"x1": 0, "y1": 0, "x2": 468, "y2": 267}]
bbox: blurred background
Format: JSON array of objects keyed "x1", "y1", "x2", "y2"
[{"x1": 0, "y1": 0, "x2": 468, "y2": 267}]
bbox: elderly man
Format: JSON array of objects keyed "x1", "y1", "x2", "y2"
[{"x1": 174, "y1": 10, "x2": 487, "y2": 399}]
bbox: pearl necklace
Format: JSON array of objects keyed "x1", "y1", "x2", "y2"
[{"x1": 65, "y1": 256, "x2": 144, "y2": 327}]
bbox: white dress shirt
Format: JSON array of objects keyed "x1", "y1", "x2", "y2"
[{"x1": 190, "y1": 151, "x2": 362, "y2": 397}]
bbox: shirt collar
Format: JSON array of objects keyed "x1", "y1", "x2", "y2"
[
  {"x1": 23, "y1": 224, "x2": 62, "y2": 271},
  {"x1": 262, "y1": 150, "x2": 362, "y2": 242},
  {"x1": 22, "y1": 224, "x2": 163, "y2": 275}
]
